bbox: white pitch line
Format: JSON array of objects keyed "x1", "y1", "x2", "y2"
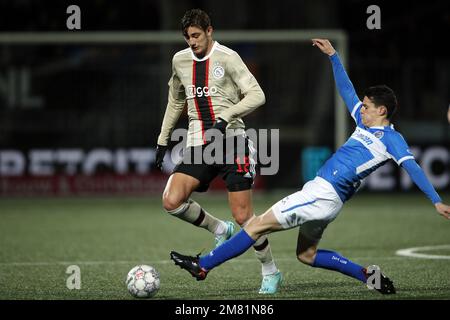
[
  {"x1": 396, "y1": 244, "x2": 450, "y2": 260},
  {"x1": 0, "y1": 256, "x2": 404, "y2": 267},
  {"x1": 0, "y1": 261, "x2": 140, "y2": 267}
]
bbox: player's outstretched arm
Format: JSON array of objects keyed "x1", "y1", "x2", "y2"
[
  {"x1": 312, "y1": 38, "x2": 361, "y2": 117},
  {"x1": 435, "y1": 203, "x2": 450, "y2": 220},
  {"x1": 402, "y1": 159, "x2": 450, "y2": 220},
  {"x1": 312, "y1": 38, "x2": 336, "y2": 56}
]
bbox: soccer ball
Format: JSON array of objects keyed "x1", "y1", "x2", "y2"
[{"x1": 126, "y1": 265, "x2": 160, "y2": 298}]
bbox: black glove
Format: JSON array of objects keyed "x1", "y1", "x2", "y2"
[
  {"x1": 206, "y1": 118, "x2": 228, "y2": 145},
  {"x1": 211, "y1": 118, "x2": 228, "y2": 135},
  {"x1": 155, "y1": 144, "x2": 167, "y2": 170}
]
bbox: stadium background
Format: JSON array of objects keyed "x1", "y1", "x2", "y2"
[
  {"x1": 0, "y1": 0, "x2": 448, "y2": 196},
  {"x1": 0, "y1": 0, "x2": 449, "y2": 302}
]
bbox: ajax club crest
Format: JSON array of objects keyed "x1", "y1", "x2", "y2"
[{"x1": 213, "y1": 65, "x2": 225, "y2": 79}]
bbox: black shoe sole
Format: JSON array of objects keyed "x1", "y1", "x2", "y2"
[{"x1": 170, "y1": 252, "x2": 207, "y2": 281}]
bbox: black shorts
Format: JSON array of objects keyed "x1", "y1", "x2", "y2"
[{"x1": 173, "y1": 134, "x2": 256, "y2": 192}]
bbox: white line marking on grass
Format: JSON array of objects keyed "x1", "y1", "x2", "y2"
[
  {"x1": 0, "y1": 256, "x2": 404, "y2": 267},
  {"x1": 396, "y1": 244, "x2": 450, "y2": 260},
  {"x1": 0, "y1": 261, "x2": 138, "y2": 266}
]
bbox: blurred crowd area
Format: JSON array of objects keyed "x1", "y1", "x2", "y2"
[{"x1": 0, "y1": 0, "x2": 448, "y2": 132}]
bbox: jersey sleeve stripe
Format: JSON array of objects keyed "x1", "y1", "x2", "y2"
[
  {"x1": 397, "y1": 155, "x2": 415, "y2": 165},
  {"x1": 351, "y1": 101, "x2": 362, "y2": 120}
]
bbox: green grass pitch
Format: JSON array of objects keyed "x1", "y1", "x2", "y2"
[{"x1": 0, "y1": 192, "x2": 449, "y2": 300}]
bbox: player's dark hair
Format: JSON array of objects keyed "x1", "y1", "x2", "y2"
[
  {"x1": 181, "y1": 9, "x2": 211, "y2": 37},
  {"x1": 364, "y1": 85, "x2": 398, "y2": 119}
]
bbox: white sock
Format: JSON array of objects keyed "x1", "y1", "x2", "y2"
[
  {"x1": 261, "y1": 261, "x2": 279, "y2": 276},
  {"x1": 213, "y1": 221, "x2": 228, "y2": 236}
]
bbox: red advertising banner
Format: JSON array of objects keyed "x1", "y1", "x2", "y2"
[{"x1": 0, "y1": 173, "x2": 266, "y2": 197}]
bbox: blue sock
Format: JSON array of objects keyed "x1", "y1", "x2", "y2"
[
  {"x1": 312, "y1": 249, "x2": 367, "y2": 283},
  {"x1": 199, "y1": 229, "x2": 256, "y2": 270}
]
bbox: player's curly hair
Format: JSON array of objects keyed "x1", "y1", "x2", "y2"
[
  {"x1": 181, "y1": 9, "x2": 211, "y2": 37},
  {"x1": 364, "y1": 85, "x2": 398, "y2": 119}
]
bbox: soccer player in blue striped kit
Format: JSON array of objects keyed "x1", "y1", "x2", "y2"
[{"x1": 170, "y1": 38, "x2": 450, "y2": 294}]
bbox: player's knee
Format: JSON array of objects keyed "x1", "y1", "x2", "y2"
[
  {"x1": 233, "y1": 210, "x2": 252, "y2": 226},
  {"x1": 234, "y1": 216, "x2": 249, "y2": 226},
  {"x1": 230, "y1": 204, "x2": 252, "y2": 226},
  {"x1": 162, "y1": 192, "x2": 185, "y2": 212}
]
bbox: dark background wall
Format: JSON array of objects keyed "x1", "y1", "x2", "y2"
[{"x1": 0, "y1": 0, "x2": 448, "y2": 191}]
